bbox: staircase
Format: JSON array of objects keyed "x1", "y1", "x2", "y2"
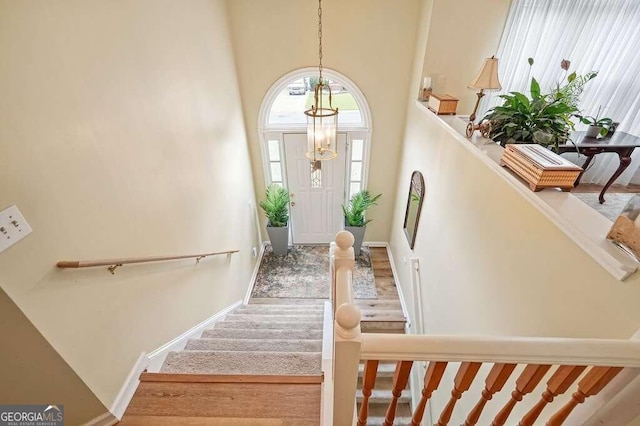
[
  {"x1": 161, "y1": 300, "x2": 324, "y2": 376},
  {"x1": 120, "y1": 299, "x2": 325, "y2": 425},
  {"x1": 357, "y1": 299, "x2": 411, "y2": 426}
]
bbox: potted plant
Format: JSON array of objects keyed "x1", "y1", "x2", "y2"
[
  {"x1": 482, "y1": 58, "x2": 597, "y2": 152},
  {"x1": 259, "y1": 184, "x2": 290, "y2": 255},
  {"x1": 576, "y1": 106, "x2": 614, "y2": 138},
  {"x1": 342, "y1": 190, "x2": 381, "y2": 256}
]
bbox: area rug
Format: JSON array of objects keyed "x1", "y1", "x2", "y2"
[
  {"x1": 251, "y1": 245, "x2": 378, "y2": 299},
  {"x1": 572, "y1": 192, "x2": 635, "y2": 221}
]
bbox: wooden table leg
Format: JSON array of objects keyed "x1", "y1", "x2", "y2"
[
  {"x1": 575, "y1": 155, "x2": 595, "y2": 186},
  {"x1": 599, "y1": 153, "x2": 633, "y2": 204}
]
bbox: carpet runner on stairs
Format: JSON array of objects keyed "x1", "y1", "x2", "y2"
[{"x1": 160, "y1": 300, "x2": 325, "y2": 376}]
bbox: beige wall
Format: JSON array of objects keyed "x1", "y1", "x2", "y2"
[
  {"x1": 226, "y1": 0, "x2": 423, "y2": 241},
  {"x1": 0, "y1": 288, "x2": 107, "y2": 424},
  {"x1": 391, "y1": 104, "x2": 640, "y2": 425},
  {"x1": 0, "y1": 0, "x2": 258, "y2": 407},
  {"x1": 422, "y1": 0, "x2": 512, "y2": 114}
]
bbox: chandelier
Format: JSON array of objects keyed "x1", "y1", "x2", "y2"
[{"x1": 304, "y1": 0, "x2": 338, "y2": 161}]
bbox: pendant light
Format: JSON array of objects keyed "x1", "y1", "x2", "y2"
[{"x1": 304, "y1": 0, "x2": 338, "y2": 161}]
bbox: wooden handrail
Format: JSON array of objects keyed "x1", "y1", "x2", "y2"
[
  {"x1": 57, "y1": 250, "x2": 239, "y2": 274},
  {"x1": 360, "y1": 333, "x2": 640, "y2": 367}
]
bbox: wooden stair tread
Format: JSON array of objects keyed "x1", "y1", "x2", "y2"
[
  {"x1": 122, "y1": 381, "x2": 321, "y2": 421},
  {"x1": 119, "y1": 416, "x2": 318, "y2": 425}
]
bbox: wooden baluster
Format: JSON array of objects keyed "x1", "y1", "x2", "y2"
[
  {"x1": 547, "y1": 366, "x2": 622, "y2": 426},
  {"x1": 519, "y1": 365, "x2": 586, "y2": 426},
  {"x1": 492, "y1": 364, "x2": 551, "y2": 426},
  {"x1": 464, "y1": 363, "x2": 517, "y2": 426},
  {"x1": 358, "y1": 360, "x2": 379, "y2": 426},
  {"x1": 410, "y1": 361, "x2": 448, "y2": 426},
  {"x1": 383, "y1": 360, "x2": 413, "y2": 426},
  {"x1": 436, "y1": 362, "x2": 482, "y2": 426}
]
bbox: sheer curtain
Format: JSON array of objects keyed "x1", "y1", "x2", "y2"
[{"x1": 482, "y1": 0, "x2": 640, "y2": 185}]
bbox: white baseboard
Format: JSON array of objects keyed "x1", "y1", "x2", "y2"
[
  {"x1": 110, "y1": 300, "x2": 242, "y2": 419},
  {"x1": 363, "y1": 241, "x2": 387, "y2": 247},
  {"x1": 244, "y1": 242, "x2": 266, "y2": 304},
  {"x1": 110, "y1": 352, "x2": 148, "y2": 420},
  {"x1": 81, "y1": 412, "x2": 118, "y2": 426},
  {"x1": 383, "y1": 242, "x2": 411, "y2": 329},
  {"x1": 146, "y1": 300, "x2": 243, "y2": 372}
]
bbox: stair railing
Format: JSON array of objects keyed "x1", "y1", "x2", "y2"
[
  {"x1": 328, "y1": 231, "x2": 640, "y2": 426},
  {"x1": 57, "y1": 249, "x2": 238, "y2": 274},
  {"x1": 330, "y1": 231, "x2": 362, "y2": 425}
]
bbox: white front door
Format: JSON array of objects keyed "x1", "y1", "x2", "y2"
[{"x1": 284, "y1": 133, "x2": 347, "y2": 244}]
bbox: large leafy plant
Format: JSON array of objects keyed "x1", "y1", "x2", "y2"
[
  {"x1": 259, "y1": 184, "x2": 290, "y2": 227},
  {"x1": 342, "y1": 190, "x2": 382, "y2": 227},
  {"x1": 483, "y1": 58, "x2": 597, "y2": 152}
]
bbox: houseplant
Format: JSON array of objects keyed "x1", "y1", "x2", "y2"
[
  {"x1": 576, "y1": 106, "x2": 614, "y2": 138},
  {"x1": 342, "y1": 190, "x2": 381, "y2": 256},
  {"x1": 259, "y1": 184, "x2": 290, "y2": 255},
  {"x1": 482, "y1": 58, "x2": 597, "y2": 152}
]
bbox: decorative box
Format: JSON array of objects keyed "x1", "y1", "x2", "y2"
[
  {"x1": 499, "y1": 144, "x2": 583, "y2": 192},
  {"x1": 427, "y1": 94, "x2": 458, "y2": 115}
]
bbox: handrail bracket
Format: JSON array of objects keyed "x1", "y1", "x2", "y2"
[{"x1": 108, "y1": 263, "x2": 123, "y2": 275}]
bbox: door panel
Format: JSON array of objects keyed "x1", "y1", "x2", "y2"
[{"x1": 284, "y1": 133, "x2": 347, "y2": 244}]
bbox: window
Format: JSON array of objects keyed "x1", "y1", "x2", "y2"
[
  {"x1": 267, "y1": 139, "x2": 283, "y2": 187},
  {"x1": 484, "y1": 0, "x2": 640, "y2": 185},
  {"x1": 268, "y1": 77, "x2": 363, "y2": 127},
  {"x1": 348, "y1": 139, "x2": 364, "y2": 199}
]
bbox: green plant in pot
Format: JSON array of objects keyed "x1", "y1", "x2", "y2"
[
  {"x1": 575, "y1": 106, "x2": 614, "y2": 138},
  {"x1": 482, "y1": 58, "x2": 597, "y2": 152},
  {"x1": 259, "y1": 184, "x2": 290, "y2": 255},
  {"x1": 342, "y1": 190, "x2": 381, "y2": 256}
]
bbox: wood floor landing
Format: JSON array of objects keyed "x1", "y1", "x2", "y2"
[{"x1": 119, "y1": 380, "x2": 321, "y2": 425}]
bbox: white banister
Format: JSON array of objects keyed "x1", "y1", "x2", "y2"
[
  {"x1": 360, "y1": 334, "x2": 640, "y2": 367},
  {"x1": 331, "y1": 231, "x2": 362, "y2": 426},
  {"x1": 325, "y1": 231, "x2": 640, "y2": 426}
]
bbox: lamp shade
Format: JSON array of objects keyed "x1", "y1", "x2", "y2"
[{"x1": 468, "y1": 57, "x2": 501, "y2": 91}]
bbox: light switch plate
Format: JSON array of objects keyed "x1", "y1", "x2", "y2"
[{"x1": 0, "y1": 205, "x2": 33, "y2": 253}]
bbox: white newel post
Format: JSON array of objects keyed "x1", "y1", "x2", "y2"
[{"x1": 332, "y1": 231, "x2": 362, "y2": 426}]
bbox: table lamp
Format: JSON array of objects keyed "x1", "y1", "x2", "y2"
[{"x1": 466, "y1": 56, "x2": 501, "y2": 138}]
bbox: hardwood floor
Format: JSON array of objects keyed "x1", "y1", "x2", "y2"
[
  {"x1": 572, "y1": 183, "x2": 640, "y2": 193},
  {"x1": 369, "y1": 247, "x2": 400, "y2": 300}
]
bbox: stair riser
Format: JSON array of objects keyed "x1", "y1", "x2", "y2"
[
  {"x1": 234, "y1": 308, "x2": 324, "y2": 316},
  {"x1": 356, "y1": 395, "x2": 411, "y2": 405},
  {"x1": 357, "y1": 403, "x2": 412, "y2": 419},
  {"x1": 225, "y1": 314, "x2": 324, "y2": 322},
  {"x1": 249, "y1": 298, "x2": 326, "y2": 305},
  {"x1": 357, "y1": 376, "x2": 394, "y2": 389},
  {"x1": 215, "y1": 321, "x2": 323, "y2": 330},
  {"x1": 202, "y1": 329, "x2": 323, "y2": 340},
  {"x1": 361, "y1": 322, "x2": 406, "y2": 332},
  {"x1": 185, "y1": 338, "x2": 322, "y2": 352}
]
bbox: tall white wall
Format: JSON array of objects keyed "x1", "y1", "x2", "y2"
[
  {"x1": 0, "y1": 0, "x2": 259, "y2": 407},
  {"x1": 226, "y1": 0, "x2": 423, "y2": 242}
]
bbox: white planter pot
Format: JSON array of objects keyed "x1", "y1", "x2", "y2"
[{"x1": 586, "y1": 125, "x2": 603, "y2": 138}]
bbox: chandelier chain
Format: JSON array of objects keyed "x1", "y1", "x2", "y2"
[{"x1": 318, "y1": 0, "x2": 323, "y2": 83}]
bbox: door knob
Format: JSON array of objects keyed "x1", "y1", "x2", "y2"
[
  {"x1": 290, "y1": 193, "x2": 295, "y2": 198},
  {"x1": 290, "y1": 201, "x2": 296, "y2": 207}
]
